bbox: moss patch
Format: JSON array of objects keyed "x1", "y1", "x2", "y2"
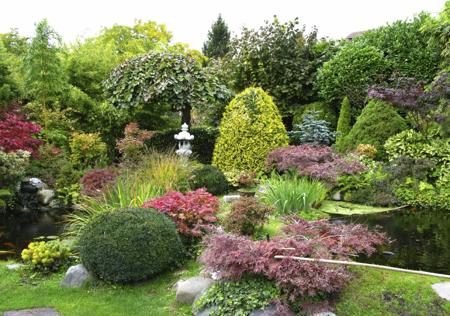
[{"x1": 320, "y1": 200, "x2": 404, "y2": 215}]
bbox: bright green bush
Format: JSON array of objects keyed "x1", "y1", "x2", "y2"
[
  {"x1": 335, "y1": 97, "x2": 352, "y2": 152},
  {"x1": 212, "y1": 87, "x2": 289, "y2": 179},
  {"x1": 189, "y1": 165, "x2": 229, "y2": 195},
  {"x1": 292, "y1": 101, "x2": 337, "y2": 128},
  {"x1": 315, "y1": 44, "x2": 387, "y2": 109},
  {"x1": 258, "y1": 172, "x2": 328, "y2": 216},
  {"x1": 21, "y1": 240, "x2": 71, "y2": 273},
  {"x1": 195, "y1": 275, "x2": 279, "y2": 316},
  {"x1": 78, "y1": 208, "x2": 184, "y2": 283},
  {"x1": 339, "y1": 100, "x2": 407, "y2": 159},
  {"x1": 0, "y1": 149, "x2": 30, "y2": 189},
  {"x1": 69, "y1": 132, "x2": 107, "y2": 169}
]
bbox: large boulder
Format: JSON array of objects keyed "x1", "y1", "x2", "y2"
[
  {"x1": 60, "y1": 264, "x2": 92, "y2": 288},
  {"x1": 37, "y1": 189, "x2": 55, "y2": 206},
  {"x1": 176, "y1": 276, "x2": 214, "y2": 304}
]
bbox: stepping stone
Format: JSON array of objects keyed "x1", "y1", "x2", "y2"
[
  {"x1": 4, "y1": 308, "x2": 59, "y2": 316},
  {"x1": 432, "y1": 282, "x2": 450, "y2": 301}
]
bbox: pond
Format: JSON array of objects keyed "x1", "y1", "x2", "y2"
[
  {"x1": 332, "y1": 208, "x2": 450, "y2": 275},
  {"x1": 0, "y1": 210, "x2": 68, "y2": 260}
]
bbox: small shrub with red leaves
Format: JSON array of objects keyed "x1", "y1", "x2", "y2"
[
  {"x1": 116, "y1": 122, "x2": 154, "y2": 162},
  {"x1": 80, "y1": 168, "x2": 119, "y2": 197},
  {"x1": 142, "y1": 188, "x2": 219, "y2": 240},
  {"x1": 266, "y1": 145, "x2": 366, "y2": 185},
  {"x1": 201, "y1": 218, "x2": 386, "y2": 301},
  {"x1": 0, "y1": 114, "x2": 43, "y2": 158},
  {"x1": 224, "y1": 196, "x2": 274, "y2": 236}
]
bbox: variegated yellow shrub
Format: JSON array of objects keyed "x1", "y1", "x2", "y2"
[{"x1": 212, "y1": 87, "x2": 288, "y2": 179}]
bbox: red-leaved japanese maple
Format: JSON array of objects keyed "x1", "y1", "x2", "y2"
[
  {"x1": 0, "y1": 114, "x2": 43, "y2": 158},
  {"x1": 80, "y1": 168, "x2": 119, "y2": 197},
  {"x1": 142, "y1": 188, "x2": 219, "y2": 238},
  {"x1": 266, "y1": 145, "x2": 365, "y2": 185},
  {"x1": 201, "y1": 218, "x2": 386, "y2": 300}
]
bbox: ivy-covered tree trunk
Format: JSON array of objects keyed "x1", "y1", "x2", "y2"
[{"x1": 181, "y1": 104, "x2": 191, "y2": 125}]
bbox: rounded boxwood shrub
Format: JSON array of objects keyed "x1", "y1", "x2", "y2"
[
  {"x1": 78, "y1": 208, "x2": 184, "y2": 283},
  {"x1": 293, "y1": 101, "x2": 337, "y2": 128},
  {"x1": 189, "y1": 165, "x2": 229, "y2": 195},
  {"x1": 339, "y1": 100, "x2": 407, "y2": 159},
  {"x1": 212, "y1": 87, "x2": 289, "y2": 178}
]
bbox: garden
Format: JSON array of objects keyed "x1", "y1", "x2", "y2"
[{"x1": 0, "y1": 2, "x2": 450, "y2": 316}]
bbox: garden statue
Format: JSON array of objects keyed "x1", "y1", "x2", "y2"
[{"x1": 174, "y1": 123, "x2": 194, "y2": 161}]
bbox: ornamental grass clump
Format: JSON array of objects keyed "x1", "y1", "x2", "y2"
[
  {"x1": 201, "y1": 218, "x2": 386, "y2": 301},
  {"x1": 258, "y1": 173, "x2": 327, "y2": 215}
]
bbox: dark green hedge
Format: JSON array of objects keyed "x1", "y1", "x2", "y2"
[
  {"x1": 79, "y1": 208, "x2": 184, "y2": 284},
  {"x1": 146, "y1": 126, "x2": 219, "y2": 164}
]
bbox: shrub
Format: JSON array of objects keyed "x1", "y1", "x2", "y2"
[
  {"x1": 266, "y1": 145, "x2": 366, "y2": 185},
  {"x1": 201, "y1": 219, "x2": 386, "y2": 300},
  {"x1": 21, "y1": 240, "x2": 71, "y2": 273},
  {"x1": 335, "y1": 97, "x2": 351, "y2": 151},
  {"x1": 195, "y1": 275, "x2": 280, "y2": 316},
  {"x1": 78, "y1": 208, "x2": 184, "y2": 283},
  {"x1": 189, "y1": 165, "x2": 229, "y2": 195},
  {"x1": 146, "y1": 126, "x2": 219, "y2": 164},
  {"x1": 289, "y1": 110, "x2": 336, "y2": 146},
  {"x1": 69, "y1": 132, "x2": 107, "y2": 169},
  {"x1": 224, "y1": 196, "x2": 273, "y2": 236},
  {"x1": 212, "y1": 87, "x2": 289, "y2": 179},
  {"x1": 142, "y1": 189, "x2": 219, "y2": 241},
  {"x1": 292, "y1": 101, "x2": 337, "y2": 128},
  {"x1": 0, "y1": 113, "x2": 43, "y2": 157},
  {"x1": 0, "y1": 149, "x2": 30, "y2": 188},
  {"x1": 116, "y1": 122, "x2": 153, "y2": 163},
  {"x1": 315, "y1": 44, "x2": 387, "y2": 109},
  {"x1": 394, "y1": 178, "x2": 449, "y2": 210},
  {"x1": 259, "y1": 173, "x2": 327, "y2": 215},
  {"x1": 80, "y1": 168, "x2": 118, "y2": 197},
  {"x1": 356, "y1": 144, "x2": 377, "y2": 159},
  {"x1": 338, "y1": 100, "x2": 407, "y2": 158}
]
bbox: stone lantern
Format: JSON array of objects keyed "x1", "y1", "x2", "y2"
[{"x1": 174, "y1": 123, "x2": 194, "y2": 160}]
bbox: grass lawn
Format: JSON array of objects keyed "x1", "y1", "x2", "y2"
[
  {"x1": 0, "y1": 261, "x2": 200, "y2": 316},
  {"x1": 1, "y1": 261, "x2": 448, "y2": 316}
]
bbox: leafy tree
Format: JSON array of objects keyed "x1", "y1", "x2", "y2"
[
  {"x1": 315, "y1": 43, "x2": 387, "y2": 110},
  {"x1": 354, "y1": 13, "x2": 441, "y2": 82},
  {"x1": 212, "y1": 87, "x2": 289, "y2": 177},
  {"x1": 223, "y1": 17, "x2": 331, "y2": 116},
  {"x1": 0, "y1": 28, "x2": 28, "y2": 57},
  {"x1": 23, "y1": 19, "x2": 67, "y2": 129},
  {"x1": 339, "y1": 100, "x2": 408, "y2": 159},
  {"x1": 96, "y1": 20, "x2": 172, "y2": 60},
  {"x1": 0, "y1": 43, "x2": 19, "y2": 107},
  {"x1": 335, "y1": 97, "x2": 352, "y2": 151},
  {"x1": 104, "y1": 51, "x2": 230, "y2": 125},
  {"x1": 289, "y1": 110, "x2": 336, "y2": 145},
  {"x1": 422, "y1": 1, "x2": 450, "y2": 70},
  {"x1": 202, "y1": 14, "x2": 230, "y2": 58}
]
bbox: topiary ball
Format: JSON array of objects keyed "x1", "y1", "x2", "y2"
[
  {"x1": 189, "y1": 165, "x2": 229, "y2": 195},
  {"x1": 78, "y1": 208, "x2": 184, "y2": 283}
]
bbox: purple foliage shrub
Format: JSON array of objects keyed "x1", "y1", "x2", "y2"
[
  {"x1": 266, "y1": 145, "x2": 366, "y2": 185},
  {"x1": 201, "y1": 218, "x2": 386, "y2": 300}
]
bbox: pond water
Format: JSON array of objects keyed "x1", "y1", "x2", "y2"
[
  {"x1": 0, "y1": 210, "x2": 68, "y2": 260},
  {"x1": 332, "y1": 208, "x2": 450, "y2": 275}
]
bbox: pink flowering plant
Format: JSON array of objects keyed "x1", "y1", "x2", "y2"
[
  {"x1": 142, "y1": 188, "x2": 219, "y2": 239},
  {"x1": 201, "y1": 217, "x2": 386, "y2": 301}
]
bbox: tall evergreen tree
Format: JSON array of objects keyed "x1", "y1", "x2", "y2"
[
  {"x1": 335, "y1": 96, "x2": 352, "y2": 151},
  {"x1": 202, "y1": 14, "x2": 230, "y2": 59},
  {"x1": 23, "y1": 19, "x2": 67, "y2": 131}
]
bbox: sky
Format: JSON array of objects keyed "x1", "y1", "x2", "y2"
[{"x1": 0, "y1": 0, "x2": 447, "y2": 50}]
